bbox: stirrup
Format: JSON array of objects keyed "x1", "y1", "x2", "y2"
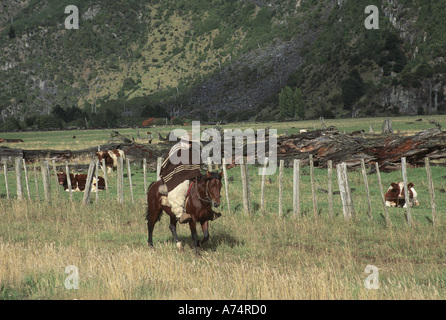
[{"x1": 179, "y1": 212, "x2": 192, "y2": 224}]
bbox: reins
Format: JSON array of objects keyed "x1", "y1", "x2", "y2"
[{"x1": 194, "y1": 178, "x2": 213, "y2": 204}]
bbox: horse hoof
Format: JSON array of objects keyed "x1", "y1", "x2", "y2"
[{"x1": 176, "y1": 241, "x2": 183, "y2": 251}]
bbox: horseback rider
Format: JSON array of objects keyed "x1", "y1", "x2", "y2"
[{"x1": 159, "y1": 133, "x2": 221, "y2": 224}]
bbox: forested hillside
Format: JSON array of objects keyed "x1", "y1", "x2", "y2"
[{"x1": 0, "y1": 0, "x2": 445, "y2": 130}]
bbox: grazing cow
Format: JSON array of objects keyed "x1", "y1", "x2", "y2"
[
  {"x1": 384, "y1": 181, "x2": 419, "y2": 208},
  {"x1": 96, "y1": 149, "x2": 125, "y2": 175}
]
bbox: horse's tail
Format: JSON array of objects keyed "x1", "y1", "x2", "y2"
[{"x1": 145, "y1": 181, "x2": 163, "y2": 222}]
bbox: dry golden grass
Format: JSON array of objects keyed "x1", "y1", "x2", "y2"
[{"x1": 1, "y1": 116, "x2": 446, "y2": 300}]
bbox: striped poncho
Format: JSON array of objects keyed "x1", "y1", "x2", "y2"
[{"x1": 160, "y1": 141, "x2": 201, "y2": 192}]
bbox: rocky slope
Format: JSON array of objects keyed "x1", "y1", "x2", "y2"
[{"x1": 0, "y1": 0, "x2": 444, "y2": 129}]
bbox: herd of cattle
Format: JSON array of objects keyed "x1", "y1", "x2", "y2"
[
  {"x1": 56, "y1": 149, "x2": 125, "y2": 192},
  {"x1": 55, "y1": 148, "x2": 421, "y2": 209}
]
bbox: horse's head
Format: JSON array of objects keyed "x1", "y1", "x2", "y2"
[{"x1": 204, "y1": 170, "x2": 223, "y2": 208}]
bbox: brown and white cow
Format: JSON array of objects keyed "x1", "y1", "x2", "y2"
[
  {"x1": 384, "y1": 181, "x2": 419, "y2": 208},
  {"x1": 57, "y1": 172, "x2": 76, "y2": 191},
  {"x1": 96, "y1": 149, "x2": 125, "y2": 175},
  {"x1": 57, "y1": 172, "x2": 106, "y2": 192}
]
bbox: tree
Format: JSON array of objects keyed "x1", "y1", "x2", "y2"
[
  {"x1": 341, "y1": 70, "x2": 365, "y2": 111},
  {"x1": 279, "y1": 86, "x2": 305, "y2": 120},
  {"x1": 279, "y1": 86, "x2": 294, "y2": 119},
  {"x1": 293, "y1": 88, "x2": 305, "y2": 120}
]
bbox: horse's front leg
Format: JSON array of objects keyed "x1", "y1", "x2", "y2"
[
  {"x1": 199, "y1": 221, "x2": 209, "y2": 247},
  {"x1": 169, "y1": 215, "x2": 183, "y2": 251},
  {"x1": 189, "y1": 220, "x2": 200, "y2": 255}
]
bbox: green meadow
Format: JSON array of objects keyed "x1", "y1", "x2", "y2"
[{"x1": 1, "y1": 115, "x2": 446, "y2": 299}]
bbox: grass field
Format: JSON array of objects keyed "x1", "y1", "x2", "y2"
[{"x1": 1, "y1": 116, "x2": 446, "y2": 300}]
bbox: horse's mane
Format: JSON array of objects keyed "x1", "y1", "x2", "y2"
[{"x1": 197, "y1": 171, "x2": 222, "y2": 181}]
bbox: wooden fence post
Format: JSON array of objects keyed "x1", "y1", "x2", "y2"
[
  {"x1": 126, "y1": 158, "x2": 134, "y2": 204},
  {"x1": 425, "y1": 157, "x2": 437, "y2": 227},
  {"x1": 336, "y1": 164, "x2": 348, "y2": 219},
  {"x1": 143, "y1": 158, "x2": 148, "y2": 196},
  {"x1": 375, "y1": 162, "x2": 391, "y2": 227},
  {"x1": 222, "y1": 158, "x2": 231, "y2": 215},
  {"x1": 15, "y1": 158, "x2": 23, "y2": 201},
  {"x1": 309, "y1": 154, "x2": 318, "y2": 217},
  {"x1": 101, "y1": 158, "x2": 109, "y2": 198},
  {"x1": 51, "y1": 160, "x2": 60, "y2": 199},
  {"x1": 337, "y1": 163, "x2": 355, "y2": 219},
  {"x1": 361, "y1": 158, "x2": 372, "y2": 220},
  {"x1": 401, "y1": 157, "x2": 413, "y2": 227},
  {"x1": 240, "y1": 157, "x2": 251, "y2": 215},
  {"x1": 293, "y1": 159, "x2": 300, "y2": 218},
  {"x1": 41, "y1": 161, "x2": 51, "y2": 203},
  {"x1": 327, "y1": 160, "x2": 333, "y2": 219},
  {"x1": 278, "y1": 159, "x2": 284, "y2": 217},
  {"x1": 344, "y1": 162, "x2": 355, "y2": 219},
  {"x1": 65, "y1": 161, "x2": 73, "y2": 201},
  {"x1": 260, "y1": 158, "x2": 267, "y2": 215},
  {"x1": 33, "y1": 164, "x2": 39, "y2": 201},
  {"x1": 95, "y1": 159, "x2": 99, "y2": 204},
  {"x1": 82, "y1": 160, "x2": 96, "y2": 206},
  {"x1": 3, "y1": 161, "x2": 10, "y2": 200},
  {"x1": 22, "y1": 159, "x2": 31, "y2": 200},
  {"x1": 117, "y1": 156, "x2": 124, "y2": 204}
]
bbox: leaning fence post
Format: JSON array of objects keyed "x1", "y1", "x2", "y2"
[
  {"x1": 309, "y1": 154, "x2": 318, "y2": 217},
  {"x1": 425, "y1": 157, "x2": 437, "y2": 227},
  {"x1": 361, "y1": 158, "x2": 372, "y2": 220},
  {"x1": 222, "y1": 158, "x2": 231, "y2": 215},
  {"x1": 278, "y1": 159, "x2": 284, "y2": 217},
  {"x1": 15, "y1": 158, "x2": 23, "y2": 201},
  {"x1": 375, "y1": 162, "x2": 391, "y2": 227},
  {"x1": 401, "y1": 157, "x2": 413, "y2": 227},
  {"x1": 82, "y1": 160, "x2": 96, "y2": 206}
]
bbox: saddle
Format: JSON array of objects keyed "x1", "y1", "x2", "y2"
[{"x1": 159, "y1": 180, "x2": 195, "y2": 207}]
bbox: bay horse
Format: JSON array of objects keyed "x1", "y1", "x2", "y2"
[{"x1": 146, "y1": 171, "x2": 223, "y2": 253}]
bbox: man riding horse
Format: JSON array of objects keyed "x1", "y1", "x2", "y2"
[{"x1": 159, "y1": 134, "x2": 221, "y2": 224}]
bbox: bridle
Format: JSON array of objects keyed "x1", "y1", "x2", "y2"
[{"x1": 194, "y1": 174, "x2": 221, "y2": 205}]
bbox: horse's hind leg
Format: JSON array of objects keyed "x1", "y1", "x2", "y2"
[
  {"x1": 147, "y1": 208, "x2": 162, "y2": 247},
  {"x1": 169, "y1": 215, "x2": 183, "y2": 251}
]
